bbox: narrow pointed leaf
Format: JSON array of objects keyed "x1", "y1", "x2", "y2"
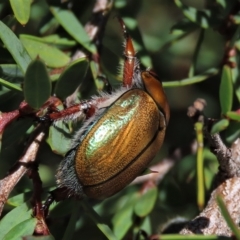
[
  {"x1": 47, "y1": 122, "x2": 71, "y2": 156},
  {"x1": 0, "y1": 203, "x2": 32, "y2": 237},
  {"x1": 226, "y1": 111, "x2": 240, "y2": 121},
  {"x1": 134, "y1": 186, "x2": 158, "y2": 217},
  {"x1": 163, "y1": 68, "x2": 219, "y2": 87},
  {"x1": 174, "y1": 0, "x2": 212, "y2": 28},
  {"x1": 20, "y1": 34, "x2": 76, "y2": 48},
  {"x1": 7, "y1": 192, "x2": 32, "y2": 207},
  {"x1": 24, "y1": 58, "x2": 51, "y2": 109},
  {"x1": 0, "y1": 64, "x2": 23, "y2": 78},
  {"x1": 0, "y1": 21, "x2": 31, "y2": 74},
  {"x1": 220, "y1": 65, "x2": 233, "y2": 114},
  {"x1": 211, "y1": 119, "x2": 229, "y2": 134},
  {"x1": 50, "y1": 7, "x2": 96, "y2": 53},
  {"x1": 9, "y1": 0, "x2": 31, "y2": 25},
  {"x1": 0, "y1": 77, "x2": 22, "y2": 91},
  {"x1": 90, "y1": 60, "x2": 104, "y2": 90},
  {"x1": 20, "y1": 36, "x2": 70, "y2": 68},
  {"x1": 55, "y1": 58, "x2": 89, "y2": 99},
  {"x1": 81, "y1": 199, "x2": 118, "y2": 240},
  {"x1": 3, "y1": 218, "x2": 37, "y2": 240}
]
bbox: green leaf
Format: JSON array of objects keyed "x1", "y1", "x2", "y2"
[
  {"x1": 47, "y1": 122, "x2": 72, "y2": 156},
  {"x1": 62, "y1": 202, "x2": 80, "y2": 240},
  {"x1": 55, "y1": 58, "x2": 89, "y2": 99},
  {"x1": 50, "y1": 7, "x2": 97, "y2": 54},
  {"x1": 134, "y1": 186, "x2": 158, "y2": 217},
  {"x1": 3, "y1": 218, "x2": 37, "y2": 240},
  {"x1": 7, "y1": 192, "x2": 32, "y2": 207},
  {"x1": 220, "y1": 65, "x2": 233, "y2": 114},
  {"x1": 174, "y1": 0, "x2": 213, "y2": 29},
  {"x1": 0, "y1": 64, "x2": 23, "y2": 78},
  {"x1": 20, "y1": 36, "x2": 70, "y2": 68},
  {"x1": 195, "y1": 122, "x2": 204, "y2": 210},
  {"x1": 9, "y1": 0, "x2": 31, "y2": 25},
  {"x1": 225, "y1": 122, "x2": 240, "y2": 143},
  {"x1": 0, "y1": 203, "x2": 32, "y2": 238},
  {"x1": 217, "y1": 196, "x2": 240, "y2": 240},
  {"x1": 0, "y1": 21, "x2": 31, "y2": 74},
  {"x1": 20, "y1": 34, "x2": 76, "y2": 49},
  {"x1": 112, "y1": 194, "x2": 137, "y2": 239},
  {"x1": 40, "y1": 17, "x2": 59, "y2": 36},
  {"x1": 171, "y1": 19, "x2": 198, "y2": 35},
  {"x1": 24, "y1": 58, "x2": 51, "y2": 109},
  {"x1": 0, "y1": 77, "x2": 22, "y2": 91},
  {"x1": 232, "y1": 15, "x2": 240, "y2": 24},
  {"x1": 163, "y1": 68, "x2": 219, "y2": 88},
  {"x1": 81, "y1": 199, "x2": 118, "y2": 240},
  {"x1": 211, "y1": 119, "x2": 229, "y2": 134},
  {"x1": 216, "y1": 0, "x2": 227, "y2": 8},
  {"x1": 2, "y1": 118, "x2": 33, "y2": 147},
  {"x1": 226, "y1": 111, "x2": 240, "y2": 121},
  {"x1": 90, "y1": 60, "x2": 104, "y2": 90}
]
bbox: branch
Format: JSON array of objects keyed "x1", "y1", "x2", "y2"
[
  {"x1": 0, "y1": 126, "x2": 45, "y2": 216},
  {"x1": 71, "y1": 0, "x2": 112, "y2": 61},
  {"x1": 180, "y1": 99, "x2": 240, "y2": 236}
]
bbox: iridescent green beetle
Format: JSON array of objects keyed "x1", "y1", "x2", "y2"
[{"x1": 47, "y1": 21, "x2": 170, "y2": 202}]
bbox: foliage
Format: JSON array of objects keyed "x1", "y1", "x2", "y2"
[{"x1": 0, "y1": 0, "x2": 239, "y2": 239}]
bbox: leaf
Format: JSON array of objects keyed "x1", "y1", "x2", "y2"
[
  {"x1": 163, "y1": 68, "x2": 219, "y2": 87},
  {"x1": 81, "y1": 199, "x2": 118, "y2": 240},
  {"x1": 174, "y1": 0, "x2": 213, "y2": 29},
  {"x1": 20, "y1": 36, "x2": 70, "y2": 68},
  {"x1": 225, "y1": 122, "x2": 240, "y2": 143},
  {"x1": 219, "y1": 65, "x2": 233, "y2": 114},
  {"x1": 47, "y1": 122, "x2": 72, "y2": 156},
  {"x1": 24, "y1": 58, "x2": 51, "y2": 109},
  {"x1": 0, "y1": 21, "x2": 31, "y2": 74},
  {"x1": 211, "y1": 119, "x2": 229, "y2": 134},
  {"x1": 39, "y1": 16, "x2": 59, "y2": 35},
  {"x1": 7, "y1": 192, "x2": 32, "y2": 207},
  {"x1": 171, "y1": 19, "x2": 198, "y2": 35},
  {"x1": 55, "y1": 58, "x2": 89, "y2": 99},
  {"x1": 112, "y1": 194, "x2": 137, "y2": 239},
  {"x1": 226, "y1": 111, "x2": 240, "y2": 121},
  {"x1": 50, "y1": 7, "x2": 96, "y2": 54},
  {"x1": 2, "y1": 118, "x2": 33, "y2": 147},
  {"x1": 216, "y1": 0, "x2": 227, "y2": 8},
  {"x1": 134, "y1": 186, "x2": 158, "y2": 217},
  {"x1": 20, "y1": 34, "x2": 76, "y2": 49},
  {"x1": 0, "y1": 77, "x2": 22, "y2": 91},
  {"x1": 9, "y1": 0, "x2": 31, "y2": 25},
  {"x1": 3, "y1": 218, "x2": 37, "y2": 240},
  {"x1": 90, "y1": 60, "x2": 104, "y2": 90},
  {"x1": 0, "y1": 203, "x2": 32, "y2": 237},
  {"x1": 0, "y1": 64, "x2": 23, "y2": 78}
]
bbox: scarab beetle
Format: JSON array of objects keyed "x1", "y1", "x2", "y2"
[{"x1": 49, "y1": 20, "x2": 170, "y2": 201}]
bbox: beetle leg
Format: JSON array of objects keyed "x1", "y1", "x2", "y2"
[
  {"x1": 42, "y1": 187, "x2": 73, "y2": 217},
  {"x1": 48, "y1": 100, "x2": 96, "y2": 121},
  {"x1": 118, "y1": 18, "x2": 137, "y2": 87}
]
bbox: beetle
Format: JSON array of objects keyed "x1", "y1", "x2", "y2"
[{"x1": 45, "y1": 20, "x2": 170, "y2": 204}]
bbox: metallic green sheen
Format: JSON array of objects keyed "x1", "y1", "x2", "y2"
[{"x1": 86, "y1": 94, "x2": 140, "y2": 158}]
